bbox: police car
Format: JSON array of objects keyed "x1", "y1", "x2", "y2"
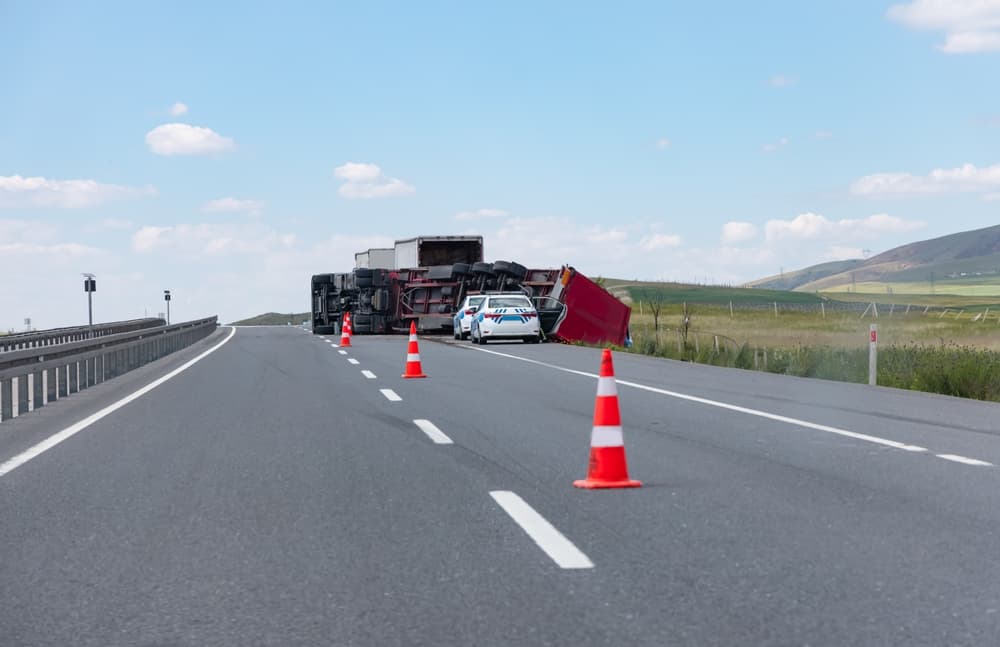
[{"x1": 468, "y1": 293, "x2": 541, "y2": 344}]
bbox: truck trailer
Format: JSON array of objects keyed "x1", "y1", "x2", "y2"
[{"x1": 311, "y1": 236, "x2": 631, "y2": 347}]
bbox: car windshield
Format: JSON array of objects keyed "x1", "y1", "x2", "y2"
[
  {"x1": 468, "y1": 296, "x2": 485, "y2": 308},
  {"x1": 488, "y1": 297, "x2": 532, "y2": 308}
]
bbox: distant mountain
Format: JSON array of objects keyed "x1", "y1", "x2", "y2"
[{"x1": 749, "y1": 224, "x2": 1000, "y2": 292}]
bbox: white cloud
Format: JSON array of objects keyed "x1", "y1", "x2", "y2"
[
  {"x1": 0, "y1": 175, "x2": 154, "y2": 208},
  {"x1": 455, "y1": 208, "x2": 508, "y2": 221},
  {"x1": 334, "y1": 162, "x2": 415, "y2": 199},
  {"x1": 721, "y1": 221, "x2": 758, "y2": 244},
  {"x1": 765, "y1": 212, "x2": 925, "y2": 241},
  {"x1": 169, "y1": 102, "x2": 189, "y2": 116},
  {"x1": 639, "y1": 233, "x2": 682, "y2": 250},
  {"x1": 762, "y1": 137, "x2": 789, "y2": 153},
  {"x1": 655, "y1": 137, "x2": 671, "y2": 149},
  {"x1": 0, "y1": 242, "x2": 100, "y2": 257},
  {"x1": 98, "y1": 218, "x2": 134, "y2": 230},
  {"x1": 202, "y1": 197, "x2": 264, "y2": 214},
  {"x1": 984, "y1": 192, "x2": 1000, "y2": 201},
  {"x1": 145, "y1": 123, "x2": 236, "y2": 155},
  {"x1": 815, "y1": 130, "x2": 833, "y2": 139},
  {"x1": 851, "y1": 162, "x2": 1000, "y2": 196},
  {"x1": 887, "y1": 0, "x2": 1000, "y2": 53},
  {"x1": 824, "y1": 246, "x2": 865, "y2": 261},
  {"x1": 769, "y1": 74, "x2": 798, "y2": 87},
  {"x1": 132, "y1": 223, "x2": 297, "y2": 256}
]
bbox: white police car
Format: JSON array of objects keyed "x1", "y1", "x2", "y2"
[
  {"x1": 469, "y1": 293, "x2": 541, "y2": 344},
  {"x1": 453, "y1": 295, "x2": 487, "y2": 339}
]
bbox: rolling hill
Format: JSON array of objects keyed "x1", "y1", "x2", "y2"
[{"x1": 749, "y1": 224, "x2": 1000, "y2": 294}]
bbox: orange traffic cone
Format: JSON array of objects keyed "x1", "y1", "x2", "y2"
[
  {"x1": 402, "y1": 320, "x2": 427, "y2": 378},
  {"x1": 339, "y1": 312, "x2": 352, "y2": 347},
  {"x1": 574, "y1": 348, "x2": 641, "y2": 489}
]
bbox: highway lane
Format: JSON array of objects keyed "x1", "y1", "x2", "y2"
[{"x1": 2, "y1": 326, "x2": 1000, "y2": 645}]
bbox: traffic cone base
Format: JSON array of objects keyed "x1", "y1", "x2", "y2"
[{"x1": 402, "y1": 321, "x2": 427, "y2": 378}]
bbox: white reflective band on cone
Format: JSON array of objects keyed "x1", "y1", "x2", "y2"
[
  {"x1": 591, "y1": 425, "x2": 624, "y2": 447},
  {"x1": 596, "y1": 376, "x2": 618, "y2": 397},
  {"x1": 407, "y1": 353, "x2": 421, "y2": 362}
]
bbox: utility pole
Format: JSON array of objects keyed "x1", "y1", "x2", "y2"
[
  {"x1": 82, "y1": 273, "x2": 96, "y2": 328},
  {"x1": 164, "y1": 290, "x2": 171, "y2": 324}
]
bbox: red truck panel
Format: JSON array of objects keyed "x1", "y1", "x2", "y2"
[{"x1": 549, "y1": 268, "x2": 630, "y2": 347}]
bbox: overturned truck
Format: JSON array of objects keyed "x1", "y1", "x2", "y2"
[{"x1": 310, "y1": 235, "x2": 631, "y2": 346}]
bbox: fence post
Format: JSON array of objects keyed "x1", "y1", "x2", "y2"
[
  {"x1": 773, "y1": 302, "x2": 778, "y2": 318},
  {"x1": 729, "y1": 301, "x2": 734, "y2": 319},
  {"x1": 820, "y1": 302, "x2": 825, "y2": 318},
  {"x1": 869, "y1": 324, "x2": 877, "y2": 386}
]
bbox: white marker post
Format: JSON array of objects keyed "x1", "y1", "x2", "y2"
[{"x1": 868, "y1": 323, "x2": 877, "y2": 386}]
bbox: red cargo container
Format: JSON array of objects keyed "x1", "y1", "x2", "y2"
[{"x1": 545, "y1": 266, "x2": 631, "y2": 347}]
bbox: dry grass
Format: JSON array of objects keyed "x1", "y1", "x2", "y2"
[{"x1": 629, "y1": 303, "x2": 1000, "y2": 353}]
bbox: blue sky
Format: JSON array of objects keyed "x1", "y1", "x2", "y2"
[{"x1": 2, "y1": 0, "x2": 999, "y2": 329}]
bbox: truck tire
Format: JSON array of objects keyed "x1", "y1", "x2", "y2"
[
  {"x1": 357, "y1": 277, "x2": 373, "y2": 288},
  {"x1": 492, "y1": 260, "x2": 514, "y2": 275},
  {"x1": 472, "y1": 262, "x2": 494, "y2": 275},
  {"x1": 314, "y1": 325, "x2": 337, "y2": 335},
  {"x1": 355, "y1": 268, "x2": 373, "y2": 279},
  {"x1": 426, "y1": 265, "x2": 455, "y2": 281},
  {"x1": 452, "y1": 263, "x2": 470, "y2": 276},
  {"x1": 508, "y1": 262, "x2": 528, "y2": 280}
]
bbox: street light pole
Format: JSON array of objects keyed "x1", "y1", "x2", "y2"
[
  {"x1": 164, "y1": 290, "x2": 171, "y2": 324},
  {"x1": 82, "y1": 273, "x2": 96, "y2": 329}
]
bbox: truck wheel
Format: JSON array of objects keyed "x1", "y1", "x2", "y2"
[
  {"x1": 357, "y1": 277, "x2": 373, "y2": 288},
  {"x1": 355, "y1": 268, "x2": 373, "y2": 279},
  {"x1": 492, "y1": 260, "x2": 514, "y2": 275},
  {"x1": 452, "y1": 263, "x2": 470, "y2": 276},
  {"x1": 472, "y1": 262, "x2": 494, "y2": 275},
  {"x1": 508, "y1": 262, "x2": 528, "y2": 281}
]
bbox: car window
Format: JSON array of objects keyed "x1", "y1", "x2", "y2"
[
  {"x1": 487, "y1": 297, "x2": 532, "y2": 308},
  {"x1": 468, "y1": 296, "x2": 485, "y2": 308}
]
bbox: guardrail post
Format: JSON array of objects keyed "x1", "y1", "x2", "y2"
[
  {"x1": 33, "y1": 370, "x2": 43, "y2": 409},
  {"x1": 1, "y1": 378, "x2": 12, "y2": 421},
  {"x1": 17, "y1": 375, "x2": 29, "y2": 414}
]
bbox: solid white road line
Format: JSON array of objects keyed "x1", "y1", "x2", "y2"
[
  {"x1": 470, "y1": 347, "x2": 928, "y2": 454},
  {"x1": 361, "y1": 370, "x2": 377, "y2": 379},
  {"x1": 0, "y1": 327, "x2": 238, "y2": 478},
  {"x1": 489, "y1": 491, "x2": 594, "y2": 570},
  {"x1": 338, "y1": 350, "x2": 348, "y2": 355},
  {"x1": 347, "y1": 358, "x2": 360, "y2": 365},
  {"x1": 380, "y1": 389, "x2": 402, "y2": 402},
  {"x1": 413, "y1": 419, "x2": 453, "y2": 444},
  {"x1": 937, "y1": 454, "x2": 993, "y2": 466}
]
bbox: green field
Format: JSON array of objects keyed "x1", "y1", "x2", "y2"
[
  {"x1": 605, "y1": 281, "x2": 824, "y2": 305},
  {"x1": 820, "y1": 276, "x2": 1000, "y2": 299}
]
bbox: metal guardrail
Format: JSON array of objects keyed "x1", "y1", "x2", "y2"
[
  {"x1": 0, "y1": 318, "x2": 166, "y2": 353},
  {"x1": 0, "y1": 317, "x2": 218, "y2": 423}
]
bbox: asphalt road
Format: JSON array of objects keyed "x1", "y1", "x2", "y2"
[{"x1": 2, "y1": 325, "x2": 1000, "y2": 646}]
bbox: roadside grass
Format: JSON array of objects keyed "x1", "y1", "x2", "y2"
[
  {"x1": 821, "y1": 291, "x2": 1000, "y2": 308},
  {"x1": 621, "y1": 303, "x2": 1000, "y2": 402}
]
